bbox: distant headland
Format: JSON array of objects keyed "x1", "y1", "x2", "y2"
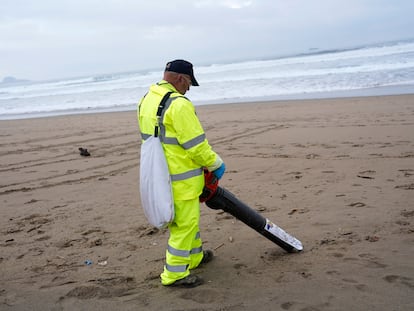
[{"x1": 1, "y1": 76, "x2": 31, "y2": 85}]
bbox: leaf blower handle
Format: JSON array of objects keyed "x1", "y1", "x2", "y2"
[{"x1": 199, "y1": 169, "x2": 219, "y2": 202}]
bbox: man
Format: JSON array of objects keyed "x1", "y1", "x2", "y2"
[{"x1": 138, "y1": 59, "x2": 226, "y2": 287}]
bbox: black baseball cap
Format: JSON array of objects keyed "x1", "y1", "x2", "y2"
[{"x1": 165, "y1": 59, "x2": 199, "y2": 86}]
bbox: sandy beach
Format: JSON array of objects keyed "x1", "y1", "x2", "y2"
[{"x1": 1, "y1": 94, "x2": 413, "y2": 310}]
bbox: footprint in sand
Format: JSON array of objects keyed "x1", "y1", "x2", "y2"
[
  {"x1": 233, "y1": 263, "x2": 248, "y2": 270},
  {"x1": 355, "y1": 284, "x2": 368, "y2": 292},
  {"x1": 396, "y1": 211, "x2": 414, "y2": 233},
  {"x1": 65, "y1": 285, "x2": 110, "y2": 299},
  {"x1": 179, "y1": 288, "x2": 225, "y2": 304},
  {"x1": 305, "y1": 153, "x2": 320, "y2": 159},
  {"x1": 65, "y1": 276, "x2": 137, "y2": 299},
  {"x1": 286, "y1": 171, "x2": 303, "y2": 179},
  {"x1": 35, "y1": 235, "x2": 51, "y2": 241},
  {"x1": 326, "y1": 271, "x2": 368, "y2": 292},
  {"x1": 22, "y1": 214, "x2": 51, "y2": 226},
  {"x1": 299, "y1": 271, "x2": 312, "y2": 279},
  {"x1": 5, "y1": 214, "x2": 52, "y2": 240},
  {"x1": 400, "y1": 210, "x2": 414, "y2": 218},
  {"x1": 280, "y1": 301, "x2": 295, "y2": 310},
  {"x1": 398, "y1": 169, "x2": 414, "y2": 177},
  {"x1": 357, "y1": 253, "x2": 388, "y2": 268},
  {"x1": 134, "y1": 225, "x2": 162, "y2": 238},
  {"x1": 395, "y1": 183, "x2": 414, "y2": 190},
  {"x1": 383, "y1": 275, "x2": 414, "y2": 289},
  {"x1": 348, "y1": 202, "x2": 366, "y2": 208},
  {"x1": 357, "y1": 170, "x2": 376, "y2": 179}
]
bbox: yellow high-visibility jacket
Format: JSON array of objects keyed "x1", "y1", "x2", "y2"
[{"x1": 138, "y1": 81, "x2": 222, "y2": 200}]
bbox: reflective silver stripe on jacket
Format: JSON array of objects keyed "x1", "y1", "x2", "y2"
[
  {"x1": 195, "y1": 231, "x2": 200, "y2": 240},
  {"x1": 170, "y1": 168, "x2": 203, "y2": 181},
  {"x1": 161, "y1": 136, "x2": 179, "y2": 145},
  {"x1": 144, "y1": 130, "x2": 205, "y2": 149},
  {"x1": 181, "y1": 133, "x2": 206, "y2": 150},
  {"x1": 165, "y1": 263, "x2": 188, "y2": 273}
]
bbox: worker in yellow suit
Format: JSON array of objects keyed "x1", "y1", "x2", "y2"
[{"x1": 138, "y1": 60, "x2": 226, "y2": 287}]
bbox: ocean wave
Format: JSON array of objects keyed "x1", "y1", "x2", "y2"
[{"x1": 1, "y1": 38, "x2": 414, "y2": 119}]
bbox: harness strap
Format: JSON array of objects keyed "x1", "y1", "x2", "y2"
[{"x1": 154, "y1": 92, "x2": 173, "y2": 137}]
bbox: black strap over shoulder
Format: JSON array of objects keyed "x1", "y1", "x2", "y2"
[{"x1": 154, "y1": 92, "x2": 173, "y2": 137}]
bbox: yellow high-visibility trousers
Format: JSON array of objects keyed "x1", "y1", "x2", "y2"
[{"x1": 161, "y1": 197, "x2": 204, "y2": 285}]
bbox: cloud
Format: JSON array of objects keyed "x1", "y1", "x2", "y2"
[
  {"x1": 1, "y1": 0, "x2": 413, "y2": 80},
  {"x1": 194, "y1": 0, "x2": 252, "y2": 9}
]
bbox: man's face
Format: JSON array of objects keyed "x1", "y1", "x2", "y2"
[{"x1": 176, "y1": 74, "x2": 192, "y2": 95}]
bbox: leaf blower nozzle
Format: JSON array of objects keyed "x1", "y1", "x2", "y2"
[{"x1": 200, "y1": 170, "x2": 303, "y2": 252}]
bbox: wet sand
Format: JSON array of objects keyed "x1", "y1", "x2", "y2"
[{"x1": 1, "y1": 95, "x2": 413, "y2": 310}]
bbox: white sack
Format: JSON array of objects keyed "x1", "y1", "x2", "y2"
[{"x1": 139, "y1": 136, "x2": 174, "y2": 228}]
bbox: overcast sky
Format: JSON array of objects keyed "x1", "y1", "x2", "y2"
[{"x1": 1, "y1": 0, "x2": 414, "y2": 81}]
